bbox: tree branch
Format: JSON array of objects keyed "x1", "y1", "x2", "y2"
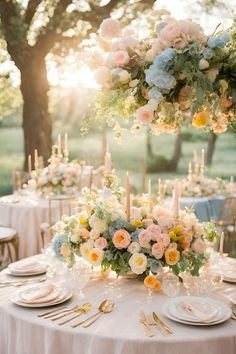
[
  {"x1": 34, "y1": 0, "x2": 119, "y2": 55},
  {"x1": 24, "y1": 0, "x2": 42, "y2": 26},
  {"x1": 0, "y1": 0, "x2": 29, "y2": 68}
]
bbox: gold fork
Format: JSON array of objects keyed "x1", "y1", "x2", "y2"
[
  {"x1": 153, "y1": 312, "x2": 173, "y2": 334},
  {"x1": 38, "y1": 305, "x2": 77, "y2": 318},
  {"x1": 139, "y1": 311, "x2": 155, "y2": 337}
]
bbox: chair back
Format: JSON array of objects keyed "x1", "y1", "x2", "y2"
[
  {"x1": 217, "y1": 196, "x2": 236, "y2": 229},
  {"x1": 47, "y1": 195, "x2": 76, "y2": 227}
]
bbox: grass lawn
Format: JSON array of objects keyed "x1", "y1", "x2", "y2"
[{"x1": 0, "y1": 124, "x2": 236, "y2": 196}]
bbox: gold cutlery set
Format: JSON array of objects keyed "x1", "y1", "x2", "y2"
[
  {"x1": 139, "y1": 311, "x2": 173, "y2": 337},
  {"x1": 38, "y1": 300, "x2": 115, "y2": 328},
  {"x1": 0, "y1": 277, "x2": 46, "y2": 288}
]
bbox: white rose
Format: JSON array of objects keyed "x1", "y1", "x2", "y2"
[
  {"x1": 90, "y1": 228, "x2": 100, "y2": 240},
  {"x1": 128, "y1": 253, "x2": 147, "y2": 274},
  {"x1": 80, "y1": 241, "x2": 93, "y2": 260},
  {"x1": 128, "y1": 242, "x2": 141, "y2": 254},
  {"x1": 70, "y1": 233, "x2": 80, "y2": 243},
  {"x1": 199, "y1": 59, "x2": 209, "y2": 70}
]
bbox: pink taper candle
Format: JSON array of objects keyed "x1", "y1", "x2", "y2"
[{"x1": 126, "y1": 172, "x2": 131, "y2": 221}]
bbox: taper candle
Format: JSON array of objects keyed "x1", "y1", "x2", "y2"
[
  {"x1": 34, "y1": 149, "x2": 38, "y2": 170},
  {"x1": 28, "y1": 155, "x2": 32, "y2": 177},
  {"x1": 158, "y1": 178, "x2": 162, "y2": 198},
  {"x1": 57, "y1": 134, "x2": 61, "y2": 156},
  {"x1": 219, "y1": 232, "x2": 225, "y2": 255},
  {"x1": 64, "y1": 133, "x2": 68, "y2": 157},
  {"x1": 173, "y1": 180, "x2": 179, "y2": 218},
  {"x1": 126, "y1": 172, "x2": 131, "y2": 221},
  {"x1": 148, "y1": 178, "x2": 152, "y2": 214},
  {"x1": 201, "y1": 148, "x2": 205, "y2": 169},
  {"x1": 230, "y1": 176, "x2": 234, "y2": 184},
  {"x1": 104, "y1": 152, "x2": 112, "y2": 173}
]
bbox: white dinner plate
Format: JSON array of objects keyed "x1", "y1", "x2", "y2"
[
  {"x1": 162, "y1": 296, "x2": 231, "y2": 326},
  {"x1": 168, "y1": 296, "x2": 220, "y2": 323},
  {"x1": 7, "y1": 260, "x2": 47, "y2": 276},
  {"x1": 10, "y1": 287, "x2": 73, "y2": 308}
]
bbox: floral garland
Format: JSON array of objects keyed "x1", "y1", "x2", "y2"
[
  {"x1": 51, "y1": 191, "x2": 217, "y2": 286},
  {"x1": 89, "y1": 9, "x2": 236, "y2": 136}
]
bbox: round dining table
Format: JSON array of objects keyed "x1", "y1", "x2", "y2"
[
  {"x1": 0, "y1": 195, "x2": 72, "y2": 258},
  {"x1": 0, "y1": 256, "x2": 236, "y2": 354}
]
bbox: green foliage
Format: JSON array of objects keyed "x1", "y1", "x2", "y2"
[{"x1": 0, "y1": 76, "x2": 22, "y2": 120}]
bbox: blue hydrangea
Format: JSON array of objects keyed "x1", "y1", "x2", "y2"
[
  {"x1": 202, "y1": 48, "x2": 214, "y2": 60},
  {"x1": 148, "y1": 258, "x2": 162, "y2": 274},
  {"x1": 131, "y1": 228, "x2": 143, "y2": 242},
  {"x1": 153, "y1": 48, "x2": 175, "y2": 71},
  {"x1": 145, "y1": 67, "x2": 176, "y2": 92},
  {"x1": 148, "y1": 87, "x2": 163, "y2": 103},
  {"x1": 207, "y1": 32, "x2": 231, "y2": 48},
  {"x1": 52, "y1": 234, "x2": 65, "y2": 259},
  {"x1": 156, "y1": 22, "x2": 166, "y2": 34}
]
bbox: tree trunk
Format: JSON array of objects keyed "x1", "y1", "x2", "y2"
[
  {"x1": 20, "y1": 54, "x2": 52, "y2": 170},
  {"x1": 146, "y1": 131, "x2": 154, "y2": 158},
  {"x1": 206, "y1": 132, "x2": 217, "y2": 166},
  {"x1": 167, "y1": 132, "x2": 182, "y2": 171}
]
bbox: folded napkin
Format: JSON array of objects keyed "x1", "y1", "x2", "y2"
[
  {"x1": 20, "y1": 284, "x2": 57, "y2": 304},
  {"x1": 180, "y1": 301, "x2": 218, "y2": 322},
  {"x1": 9, "y1": 260, "x2": 45, "y2": 274}
]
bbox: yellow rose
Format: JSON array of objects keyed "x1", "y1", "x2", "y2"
[
  {"x1": 173, "y1": 225, "x2": 182, "y2": 235},
  {"x1": 133, "y1": 219, "x2": 143, "y2": 228},
  {"x1": 79, "y1": 216, "x2": 87, "y2": 225},
  {"x1": 168, "y1": 231, "x2": 181, "y2": 242},
  {"x1": 154, "y1": 279, "x2": 161, "y2": 292},
  {"x1": 192, "y1": 110, "x2": 210, "y2": 128},
  {"x1": 165, "y1": 248, "x2": 180, "y2": 266},
  {"x1": 144, "y1": 275, "x2": 157, "y2": 289}
]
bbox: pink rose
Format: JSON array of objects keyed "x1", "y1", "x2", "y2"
[
  {"x1": 109, "y1": 50, "x2": 129, "y2": 66},
  {"x1": 157, "y1": 215, "x2": 174, "y2": 229},
  {"x1": 138, "y1": 230, "x2": 152, "y2": 248},
  {"x1": 94, "y1": 237, "x2": 108, "y2": 250},
  {"x1": 147, "y1": 224, "x2": 162, "y2": 241},
  {"x1": 159, "y1": 22, "x2": 181, "y2": 43},
  {"x1": 156, "y1": 233, "x2": 170, "y2": 247},
  {"x1": 191, "y1": 239, "x2": 206, "y2": 254},
  {"x1": 136, "y1": 105, "x2": 154, "y2": 124},
  {"x1": 100, "y1": 18, "x2": 121, "y2": 39},
  {"x1": 94, "y1": 67, "x2": 111, "y2": 87},
  {"x1": 152, "y1": 242, "x2": 165, "y2": 259}
]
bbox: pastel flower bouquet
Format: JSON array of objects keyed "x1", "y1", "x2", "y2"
[
  {"x1": 89, "y1": 9, "x2": 236, "y2": 136},
  {"x1": 51, "y1": 192, "x2": 216, "y2": 285},
  {"x1": 33, "y1": 155, "x2": 81, "y2": 196}
]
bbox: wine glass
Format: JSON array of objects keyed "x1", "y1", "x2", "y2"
[
  {"x1": 162, "y1": 273, "x2": 180, "y2": 297},
  {"x1": 70, "y1": 259, "x2": 91, "y2": 298}
]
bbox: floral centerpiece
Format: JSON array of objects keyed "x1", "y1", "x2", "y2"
[
  {"x1": 32, "y1": 144, "x2": 82, "y2": 196},
  {"x1": 163, "y1": 176, "x2": 225, "y2": 198},
  {"x1": 51, "y1": 190, "x2": 216, "y2": 288},
  {"x1": 89, "y1": 9, "x2": 236, "y2": 136}
]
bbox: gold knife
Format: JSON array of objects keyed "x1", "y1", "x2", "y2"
[{"x1": 153, "y1": 312, "x2": 173, "y2": 334}]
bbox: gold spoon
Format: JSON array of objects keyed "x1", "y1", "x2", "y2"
[
  {"x1": 82, "y1": 301, "x2": 114, "y2": 328},
  {"x1": 71, "y1": 300, "x2": 109, "y2": 328},
  {"x1": 58, "y1": 303, "x2": 92, "y2": 325},
  {"x1": 139, "y1": 311, "x2": 155, "y2": 337}
]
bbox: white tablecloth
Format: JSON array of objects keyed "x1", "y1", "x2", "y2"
[
  {"x1": 0, "y1": 258, "x2": 236, "y2": 354},
  {"x1": 0, "y1": 196, "x2": 69, "y2": 258}
]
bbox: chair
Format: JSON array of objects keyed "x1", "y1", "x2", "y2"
[
  {"x1": 0, "y1": 227, "x2": 19, "y2": 268},
  {"x1": 40, "y1": 195, "x2": 76, "y2": 248},
  {"x1": 216, "y1": 197, "x2": 236, "y2": 232}
]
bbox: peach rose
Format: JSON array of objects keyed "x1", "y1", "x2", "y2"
[
  {"x1": 60, "y1": 245, "x2": 71, "y2": 257},
  {"x1": 80, "y1": 228, "x2": 90, "y2": 240},
  {"x1": 100, "y1": 18, "x2": 121, "y2": 39},
  {"x1": 94, "y1": 67, "x2": 111, "y2": 87},
  {"x1": 136, "y1": 105, "x2": 154, "y2": 124},
  {"x1": 138, "y1": 230, "x2": 152, "y2": 248},
  {"x1": 152, "y1": 242, "x2": 165, "y2": 259},
  {"x1": 144, "y1": 275, "x2": 157, "y2": 289},
  {"x1": 213, "y1": 123, "x2": 227, "y2": 134},
  {"x1": 94, "y1": 237, "x2": 108, "y2": 250},
  {"x1": 112, "y1": 229, "x2": 131, "y2": 249},
  {"x1": 191, "y1": 239, "x2": 206, "y2": 254},
  {"x1": 165, "y1": 248, "x2": 180, "y2": 266}
]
